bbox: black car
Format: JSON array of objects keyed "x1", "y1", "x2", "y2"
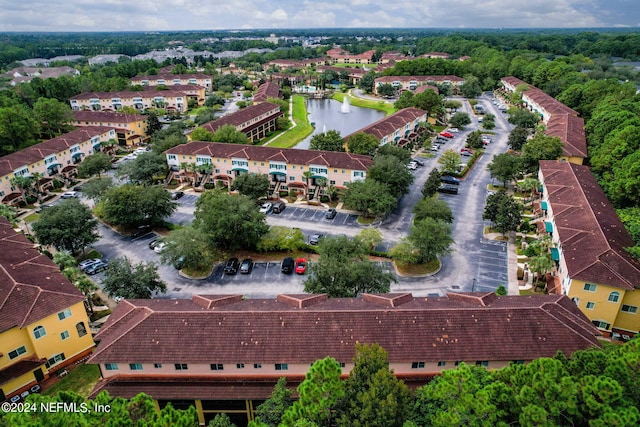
[
  {"x1": 437, "y1": 184, "x2": 459, "y2": 194},
  {"x1": 281, "y1": 257, "x2": 295, "y2": 274},
  {"x1": 131, "y1": 225, "x2": 152, "y2": 238},
  {"x1": 239, "y1": 258, "x2": 254, "y2": 274},
  {"x1": 223, "y1": 258, "x2": 240, "y2": 274},
  {"x1": 441, "y1": 176, "x2": 460, "y2": 185},
  {"x1": 325, "y1": 208, "x2": 337, "y2": 219},
  {"x1": 171, "y1": 191, "x2": 185, "y2": 200}
]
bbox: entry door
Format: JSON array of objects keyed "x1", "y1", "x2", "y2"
[{"x1": 33, "y1": 368, "x2": 44, "y2": 382}]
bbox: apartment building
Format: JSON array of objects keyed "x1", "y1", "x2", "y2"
[
  {"x1": 72, "y1": 111, "x2": 149, "y2": 146},
  {"x1": 538, "y1": 160, "x2": 640, "y2": 339},
  {"x1": 164, "y1": 141, "x2": 372, "y2": 197},
  {"x1": 501, "y1": 77, "x2": 588, "y2": 164},
  {"x1": 195, "y1": 102, "x2": 283, "y2": 143},
  {"x1": 2, "y1": 66, "x2": 79, "y2": 86},
  {"x1": 0, "y1": 127, "x2": 116, "y2": 206},
  {"x1": 373, "y1": 75, "x2": 465, "y2": 95},
  {"x1": 87, "y1": 292, "x2": 599, "y2": 426},
  {"x1": 326, "y1": 47, "x2": 375, "y2": 64},
  {"x1": 344, "y1": 107, "x2": 428, "y2": 147},
  {"x1": 252, "y1": 81, "x2": 281, "y2": 104},
  {"x1": 69, "y1": 86, "x2": 205, "y2": 113},
  {"x1": 0, "y1": 218, "x2": 95, "y2": 403},
  {"x1": 131, "y1": 73, "x2": 213, "y2": 91}
]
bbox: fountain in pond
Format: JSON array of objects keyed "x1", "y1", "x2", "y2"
[
  {"x1": 322, "y1": 124, "x2": 327, "y2": 133},
  {"x1": 340, "y1": 97, "x2": 351, "y2": 114}
]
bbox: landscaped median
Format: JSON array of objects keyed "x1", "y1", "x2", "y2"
[{"x1": 332, "y1": 91, "x2": 396, "y2": 115}]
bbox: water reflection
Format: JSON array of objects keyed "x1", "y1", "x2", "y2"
[{"x1": 295, "y1": 98, "x2": 386, "y2": 149}]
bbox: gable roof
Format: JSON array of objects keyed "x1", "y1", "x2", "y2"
[
  {"x1": 0, "y1": 127, "x2": 115, "y2": 177},
  {"x1": 253, "y1": 82, "x2": 281, "y2": 104},
  {"x1": 88, "y1": 292, "x2": 600, "y2": 366},
  {"x1": 0, "y1": 218, "x2": 85, "y2": 333},
  {"x1": 72, "y1": 110, "x2": 146, "y2": 123},
  {"x1": 540, "y1": 160, "x2": 640, "y2": 290},
  {"x1": 165, "y1": 142, "x2": 373, "y2": 171},
  {"x1": 199, "y1": 102, "x2": 281, "y2": 134},
  {"x1": 344, "y1": 107, "x2": 427, "y2": 141}
]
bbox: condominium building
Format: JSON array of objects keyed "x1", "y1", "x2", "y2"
[
  {"x1": 538, "y1": 160, "x2": 640, "y2": 339},
  {"x1": 131, "y1": 73, "x2": 213, "y2": 91},
  {"x1": 195, "y1": 102, "x2": 283, "y2": 143},
  {"x1": 344, "y1": 107, "x2": 428, "y2": 147},
  {"x1": 88, "y1": 292, "x2": 599, "y2": 426},
  {"x1": 72, "y1": 111, "x2": 149, "y2": 146},
  {"x1": 373, "y1": 75, "x2": 465, "y2": 95},
  {"x1": 326, "y1": 47, "x2": 375, "y2": 64},
  {"x1": 0, "y1": 218, "x2": 95, "y2": 403}
]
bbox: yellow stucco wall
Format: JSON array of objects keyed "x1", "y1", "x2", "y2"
[{"x1": 614, "y1": 290, "x2": 640, "y2": 334}]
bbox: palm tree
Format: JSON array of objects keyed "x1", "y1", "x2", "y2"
[
  {"x1": 197, "y1": 163, "x2": 214, "y2": 188},
  {"x1": 529, "y1": 254, "x2": 554, "y2": 288},
  {"x1": 74, "y1": 275, "x2": 99, "y2": 315},
  {"x1": 520, "y1": 177, "x2": 540, "y2": 205},
  {"x1": 10, "y1": 176, "x2": 33, "y2": 204},
  {"x1": 30, "y1": 172, "x2": 45, "y2": 201},
  {"x1": 53, "y1": 251, "x2": 77, "y2": 270},
  {"x1": 315, "y1": 177, "x2": 328, "y2": 201},
  {"x1": 302, "y1": 171, "x2": 313, "y2": 199}
]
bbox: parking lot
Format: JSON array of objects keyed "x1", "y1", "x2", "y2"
[{"x1": 274, "y1": 205, "x2": 360, "y2": 226}]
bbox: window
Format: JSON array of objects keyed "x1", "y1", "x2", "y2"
[
  {"x1": 129, "y1": 363, "x2": 143, "y2": 370},
  {"x1": 621, "y1": 305, "x2": 638, "y2": 314},
  {"x1": 583, "y1": 283, "x2": 597, "y2": 292},
  {"x1": 8, "y1": 346, "x2": 27, "y2": 360},
  {"x1": 330, "y1": 180, "x2": 336, "y2": 185},
  {"x1": 175, "y1": 364, "x2": 188, "y2": 370},
  {"x1": 210, "y1": 364, "x2": 224, "y2": 371},
  {"x1": 289, "y1": 176, "x2": 295, "y2": 181},
  {"x1": 60, "y1": 331, "x2": 69, "y2": 340},
  {"x1": 47, "y1": 353, "x2": 65, "y2": 367},
  {"x1": 236, "y1": 363, "x2": 245, "y2": 369},
  {"x1": 437, "y1": 361, "x2": 446, "y2": 367},
  {"x1": 275, "y1": 363, "x2": 288, "y2": 371},
  {"x1": 105, "y1": 363, "x2": 118, "y2": 371},
  {"x1": 339, "y1": 362, "x2": 346, "y2": 368},
  {"x1": 476, "y1": 361, "x2": 489, "y2": 367},
  {"x1": 33, "y1": 325, "x2": 46, "y2": 339},
  {"x1": 608, "y1": 292, "x2": 620, "y2": 303},
  {"x1": 154, "y1": 363, "x2": 162, "y2": 369},
  {"x1": 76, "y1": 322, "x2": 87, "y2": 337},
  {"x1": 591, "y1": 320, "x2": 611, "y2": 330},
  {"x1": 512, "y1": 360, "x2": 525, "y2": 365},
  {"x1": 58, "y1": 309, "x2": 72, "y2": 320},
  {"x1": 411, "y1": 362, "x2": 425, "y2": 369},
  {"x1": 454, "y1": 361, "x2": 462, "y2": 366},
  {"x1": 586, "y1": 302, "x2": 595, "y2": 310},
  {"x1": 254, "y1": 363, "x2": 262, "y2": 369}
]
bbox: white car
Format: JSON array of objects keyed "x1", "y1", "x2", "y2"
[
  {"x1": 431, "y1": 145, "x2": 440, "y2": 151},
  {"x1": 259, "y1": 202, "x2": 273, "y2": 214},
  {"x1": 407, "y1": 162, "x2": 417, "y2": 170},
  {"x1": 448, "y1": 128, "x2": 459, "y2": 133},
  {"x1": 60, "y1": 191, "x2": 79, "y2": 199},
  {"x1": 154, "y1": 242, "x2": 167, "y2": 253}
]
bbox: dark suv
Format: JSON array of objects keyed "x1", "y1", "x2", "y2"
[
  {"x1": 223, "y1": 257, "x2": 240, "y2": 274},
  {"x1": 441, "y1": 176, "x2": 460, "y2": 185},
  {"x1": 281, "y1": 257, "x2": 294, "y2": 274},
  {"x1": 437, "y1": 184, "x2": 459, "y2": 195}
]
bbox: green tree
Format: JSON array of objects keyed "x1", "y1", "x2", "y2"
[
  {"x1": 413, "y1": 197, "x2": 453, "y2": 223},
  {"x1": 189, "y1": 126, "x2": 216, "y2": 141},
  {"x1": 483, "y1": 192, "x2": 522, "y2": 236},
  {"x1": 0, "y1": 204, "x2": 17, "y2": 223},
  {"x1": 377, "y1": 83, "x2": 396, "y2": 98},
  {"x1": 281, "y1": 357, "x2": 345, "y2": 427},
  {"x1": 212, "y1": 124, "x2": 250, "y2": 144},
  {"x1": 77, "y1": 153, "x2": 113, "y2": 178},
  {"x1": 449, "y1": 112, "x2": 471, "y2": 129},
  {"x1": 9, "y1": 175, "x2": 32, "y2": 203},
  {"x1": 102, "y1": 257, "x2": 167, "y2": 299},
  {"x1": 368, "y1": 155, "x2": 414, "y2": 197},
  {"x1": 257, "y1": 226, "x2": 306, "y2": 253},
  {"x1": 422, "y1": 168, "x2": 442, "y2": 198},
  {"x1": 303, "y1": 235, "x2": 396, "y2": 298},
  {"x1": 159, "y1": 225, "x2": 214, "y2": 271},
  {"x1": 359, "y1": 71, "x2": 377, "y2": 93},
  {"x1": 82, "y1": 177, "x2": 114, "y2": 201},
  {"x1": 194, "y1": 191, "x2": 269, "y2": 251},
  {"x1": 74, "y1": 275, "x2": 99, "y2": 315},
  {"x1": 99, "y1": 184, "x2": 177, "y2": 228},
  {"x1": 437, "y1": 149, "x2": 461, "y2": 175},
  {"x1": 52, "y1": 251, "x2": 78, "y2": 270},
  {"x1": 347, "y1": 132, "x2": 379, "y2": 156},
  {"x1": 529, "y1": 253, "x2": 555, "y2": 285},
  {"x1": 487, "y1": 153, "x2": 523, "y2": 187},
  {"x1": 0, "y1": 104, "x2": 41, "y2": 155},
  {"x1": 116, "y1": 151, "x2": 167, "y2": 185},
  {"x1": 508, "y1": 126, "x2": 529, "y2": 151},
  {"x1": 146, "y1": 110, "x2": 162, "y2": 135},
  {"x1": 465, "y1": 130, "x2": 484, "y2": 149},
  {"x1": 32, "y1": 199, "x2": 99, "y2": 254},
  {"x1": 522, "y1": 134, "x2": 564, "y2": 171},
  {"x1": 33, "y1": 97, "x2": 74, "y2": 138},
  {"x1": 230, "y1": 173, "x2": 270, "y2": 200},
  {"x1": 309, "y1": 130, "x2": 345, "y2": 152},
  {"x1": 519, "y1": 177, "x2": 541, "y2": 204},
  {"x1": 376, "y1": 144, "x2": 412, "y2": 163},
  {"x1": 408, "y1": 218, "x2": 454, "y2": 263},
  {"x1": 255, "y1": 377, "x2": 294, "y2": 427},
  {"x1": 342, "y1": 180, "x2": 397, "y2": 218},
  {"x1": 460, "y1": 75, "x2": 482, "y2": 98},
  {"x1": 208, "y1": 413, "x2": 236, "y2": 427},
  {"x1": 507, "y1": 108, "x2": 539, "y2": 128},
  {"x1": 355, "y1": 228, "x2": 383, "y2": 252}
]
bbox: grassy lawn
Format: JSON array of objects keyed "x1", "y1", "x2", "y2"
[
  {"x1": 395, "y1": 258, "x2": 440, "y2": 275},
  {"x1": 332, "y1": 92, "x2": 396, "y2": 115},
  {"x1": 24, "y1": 213, "x2": 40, "y2": 222},
  {"x1": 266, "y1": 95, "x2": 314, "y2": 148},
  {"x1": 43, "y1": 363, "x2": 101, "y2": 398},
  {"x1": 357, "y1": 216, "x2": 375, "y2": 225}
]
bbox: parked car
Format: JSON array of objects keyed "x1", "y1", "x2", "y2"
[
  {"x1": 461, "y1": 150, "x2": 473, "y2": 157},
  {"x1": 309, "y1": 234, "x2": 324, "y2": 245},
  {"x1": 173, "y1": 256, "x2": 186, "y2": 270},
  {"x1": 223, "y1": 257, "x2": 240, "y2": 274},
  {"x1": 259, "y1": 202, "x2": 273, "y2": 214},
  {"x1": 272, "y1": 201, "x2": 286, "y2": 214},
  {"x1": 325, "y1": 208, "x2": 337, "y2": 219},
  {"x1": 60, "y1": 191, "x2": 79, "y2": 199},
  {"x1": 407, "y1": 161, "x2": 418, "y2": 170},
  {"x1": 85, "y1": 260, "x2": 108, "y2": 275},
  {"x1": 439, "y1": 131, "x2": 454, "y2": 138},
  {"x1": 79, "y1": 258, "x2": 102, "y2": 271},
  {"x1": 437, "y1": 184, "x2": 459, "y2": 194},
  {"x1": 295, "y1": 258, "x2": 307, "y2": 274},
  {"x1": 412, "y1": 158, "x2": 425, "y2": 167},
  {"x1": 131, "y1": 225, "x2": 151, "y2": 238},
  {"x1": 431, "y1": 145, "x2": 440, "y2": 151},
  {"x1": 171, "y1": 191, "x2": 185, "y2": 200},
  {"x1": 153, "y1": 242, "x2": 167, "y2": 254},
  {"x1": 281, "y1": 257, "x2": 295, "y2": 274},
  {"x1": 435, "y1": 136, "x2": 448, "y2": 143},
  {"x1": 149, "y1": 239, "x2": 160, "y2": 250},
  {"x1": 239, "y1": 258, "x2": 254, "y2": 274},
  {"x1": 448, "y1": 128, "x2": 459, "y2": 133},
  {"x1": 441, "y1": 176, "x2": 460, "y2": 185}
]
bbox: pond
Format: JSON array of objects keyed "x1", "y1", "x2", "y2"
[{"x1": 295, "y1": 98, "x2": 386, "y2": 149}]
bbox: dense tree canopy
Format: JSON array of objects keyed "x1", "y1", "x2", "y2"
[
  {"x1": 309, "y1": 130, "x2": 345, "y2": 152},
  {"x1": 32, "y1": 199, "x2": 99, "y2": 254},
  {"x1": 98, "y1": 184, "x2": 177, "y2": 228},
  {"x1": 102, "y1": 257, "x2": 167, "y2": 299},
  {"x1": 230, "y1": 173, "x2": 270, "y2": 200}
]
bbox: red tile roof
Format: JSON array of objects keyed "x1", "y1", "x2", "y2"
[
  {"x1": 344, "y1": 107, "x2": 427, "y2": 141},
  {"x1": 0, "y1": 218, "x2": 85, "y2": 332},
  {"x1": 72, "y1": 110, "x2": 146, "y2": 123},
  {"x1": 88, "y1": 292, "x2": 599, "y2": 367},
  {"x1": 165, "y1": 142, "x2": 373, "y2": 171},
  {"x1": 131, "y1": 73, "x2": 211, "y2": 82},
  {"x1": 253, "y1": 82, "x2": 281, "y2": 103},
  {"x1": 540, "y1": 161, "x2": 640, "y2": 290},
  {"x1": 70, "y1": 90, "x2": 189, "y2": 100},
  {"x1": 198, "y1": 102, "x2": 281, "y2": 134},
  {"x1": 375, "y1": 75, "x2": 464, "y2": 84},
  {"x1": 0, "y1": 127, "x2": 115, "y2": 177}
]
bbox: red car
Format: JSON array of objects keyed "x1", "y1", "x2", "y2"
[
  {"x1": 295, "y1": 258, "x2": 307, "y2": 274},
  {"x1": 439, "y1": 131, "x2": 454, "y2": 138}
]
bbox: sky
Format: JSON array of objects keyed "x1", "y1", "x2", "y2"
[{"x1": 0, "y1": 0, "x2": 639, "y2": 32}]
